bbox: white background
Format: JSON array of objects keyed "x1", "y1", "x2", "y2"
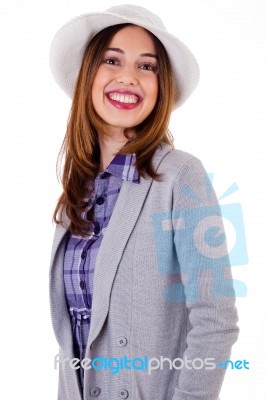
[{"x1": 0, "y1": 0, "x2": 265, "y2": 398}]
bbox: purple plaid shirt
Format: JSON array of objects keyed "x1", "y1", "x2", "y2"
[{"x1": 63, "y1": 150, "x2": 140, "y2": 388}]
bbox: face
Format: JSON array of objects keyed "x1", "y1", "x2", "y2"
[{"x1": 91, "y1": 25, "x2": 159, "y2": 135}]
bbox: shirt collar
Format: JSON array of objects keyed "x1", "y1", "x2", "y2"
[{"x1": 105, "y1": 152, "x2": 140, "y2": 183}]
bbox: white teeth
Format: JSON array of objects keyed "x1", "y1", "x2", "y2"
[{"x1": 108, "y1": 93, "x2": 138, "y2": 104}]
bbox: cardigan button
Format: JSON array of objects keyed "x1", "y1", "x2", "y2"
[
  {"x1": 118, "y1": 388, "x2": 129, "y2": 399},
  {"x1": 90, "y1": 386, "x2": 101, "y2": 397},
  {"x1": 117, "y1": 336, "x2": 128, "y2": 347}
]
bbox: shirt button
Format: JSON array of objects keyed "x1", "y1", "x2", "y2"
[
  {"x1": 117, "y1": 336, "x2": 128, "y2": 347},
  {"x1": 118, "y1": 388, "x2": 129, "y2": 399},
  {"x1": 100, "y1": 172, "x2": 109, "y2": 179},
  {"x1": 96, "y1": 196, "x2": 105, "y2": 205},
  {"x1": 80, "y1": 280, "x2": 85, "y2": 290},
  {"x1": 90, "y1": 387, "x2": 101, "y2": 397},
  {"x1": 81, "y1": 250, "x2": 87, "y2": 259}
]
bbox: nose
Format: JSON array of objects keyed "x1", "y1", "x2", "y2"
[{"x1": 116, "y1": 64, "x2": 138, "y2": 86}]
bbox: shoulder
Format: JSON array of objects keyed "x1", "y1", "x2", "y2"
[
  {"x1": 153, "y1": 143, "x2": 215, "y2": 208},
  {"x1": 154, "y1": 142, "x2": 206, "y2": 181}
]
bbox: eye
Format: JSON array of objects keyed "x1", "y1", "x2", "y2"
[
  {"x1": 102, "y1": 57, "x2": 120, "y2": 65},
  {"x1": 139, "y1": 63, "x2": 158, "y2": 73}
]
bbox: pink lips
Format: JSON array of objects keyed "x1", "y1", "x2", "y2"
[{"x1": 105, "y1": 89, "x2": 143, "y2": 110}]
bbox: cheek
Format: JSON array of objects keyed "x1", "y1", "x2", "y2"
[
  {"x1": 92, "y1": 69, "x2": 106, "y2": 94},
  {"x1": 146, "y1": 78, "x2": 159, "y2": 105},
  {"x1": 92, "y1": 75, "x2": 105, "y2": 109},
  {"x1": 92, "y1": 78, "x2": 102, "y2": 98}
]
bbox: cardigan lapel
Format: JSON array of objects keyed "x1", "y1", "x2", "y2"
[
  {"x1": 87, "y1": 143, "x2": 172, "y2": 348},
  {"x1": 49, "y1": 143, "x2": 172, "y2": 354}
]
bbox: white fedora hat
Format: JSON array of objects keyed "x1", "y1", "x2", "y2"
[{"x1": 49, "y1": 4, "x2": 200, "y2": 109}]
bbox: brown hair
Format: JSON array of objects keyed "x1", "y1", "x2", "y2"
[{"x1": 53, "y1": 23, "x2": 175, "y2": 236}]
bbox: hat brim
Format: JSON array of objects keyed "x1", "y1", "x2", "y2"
[{"x1": 49, "y1": 11, "x2": 200, "y2": 109}]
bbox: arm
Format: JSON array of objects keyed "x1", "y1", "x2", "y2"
[{"x1": 171, "y1": 156, "x2": 240, "y2": 400}]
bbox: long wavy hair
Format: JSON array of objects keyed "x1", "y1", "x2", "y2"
[{"x1": 53, "y1": 23, "x2": 175, "y2": 236}]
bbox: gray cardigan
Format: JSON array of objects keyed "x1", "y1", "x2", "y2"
[{"x1": 49, "y1": 142, "x2": 239, "y2": 400}]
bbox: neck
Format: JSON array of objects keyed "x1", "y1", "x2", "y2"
[{"x1": 97, "y1": 128, "x2": 135, "y2": 172}]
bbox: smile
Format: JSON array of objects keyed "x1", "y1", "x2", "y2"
[
  {"x1": 108, "y1": 93, "x2": 138, "y2": 104},
  {"x1": 105, "y1": 91, "x2": 142, "y2": 110}
]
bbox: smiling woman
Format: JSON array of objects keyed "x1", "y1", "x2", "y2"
[
  {"x1": 53, "y1": 22, "x2": 174, "y2": 235},
  {"x1": 49, "y1": 4, "x2": 239, "y2": 400}
]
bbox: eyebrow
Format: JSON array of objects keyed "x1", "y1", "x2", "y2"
[{"x1": 105, "y1": 47, "x2": 158, "y2": 59}]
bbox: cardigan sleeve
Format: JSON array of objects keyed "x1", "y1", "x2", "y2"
[{"x1": 171, "y1": 156, "x2": 240, "y2": 400}]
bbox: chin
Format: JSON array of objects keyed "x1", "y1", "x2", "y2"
[{"x1": 107, "y1": 121, "x2": 139, "y2": 130}]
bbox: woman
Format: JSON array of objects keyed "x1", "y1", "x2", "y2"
[{"x1": 49, "y1": 5, "x2": 239, "y2": 400}]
